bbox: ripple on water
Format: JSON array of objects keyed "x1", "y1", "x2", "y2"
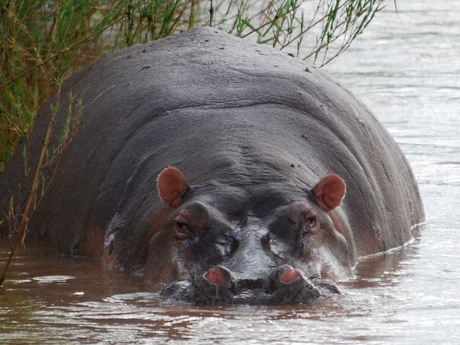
[{"x1": 32, "y1": 275, "x2": 75, "y2": 283}]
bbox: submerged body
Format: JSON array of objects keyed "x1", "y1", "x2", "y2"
[{"x1": 0, "y1": 28, "x2": 424, "y2": 304}]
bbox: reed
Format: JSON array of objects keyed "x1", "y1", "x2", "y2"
[{"x1": 0, "y1": 81, "x2": 81, "y2": 285}]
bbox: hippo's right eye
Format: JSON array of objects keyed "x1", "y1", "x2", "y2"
[
  {"x1": 173, "y1": 214, "x2": 195, "y2": 245},
  {"x1": 176, "y1": 223, "x2": 192, "y2": 233},
  {"x1": 177, "y1": 222, "x2": 191, "y2": 232}
]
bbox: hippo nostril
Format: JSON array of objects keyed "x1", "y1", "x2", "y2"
[
  {"x1": 268, "y1": 265, "x2": 324, "y2": 304},
  {"x1": 269, "y1": 265, "x2": 303, "y2": 293},
  {"x1": 204, "y1": 266, "x2": 228, "y2": 285},
  {"x1": 279, "y1": 265, "x2": 300, "y2": 284}
]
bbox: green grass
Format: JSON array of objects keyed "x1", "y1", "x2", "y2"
[{"x1": 0, "y1": 0, "x2": 386, "y2": 172}]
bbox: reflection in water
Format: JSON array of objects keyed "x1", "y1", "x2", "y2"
[{"x1": 1, "y1": 0, "x2": 460, "y2": 344}]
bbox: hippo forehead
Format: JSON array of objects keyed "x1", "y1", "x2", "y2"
[{"x1": 182, "y1": 180, "x2": 316, "y2": 219}]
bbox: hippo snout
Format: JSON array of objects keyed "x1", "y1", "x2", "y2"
[{"x1": 160, "y1": 265, "x2": 339, "y2": 305}]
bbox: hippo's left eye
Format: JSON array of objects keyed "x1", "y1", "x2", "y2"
[
  {"x1": 302, "y1": 209, "x2": 318, "y2": 234},
  {"x1": 305, "y1": 216, "x2": 317, "y2": 228}
]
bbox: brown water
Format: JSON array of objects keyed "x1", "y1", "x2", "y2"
[{"x1": 1, "y1": 0, "x2": 459, "y2": 344}]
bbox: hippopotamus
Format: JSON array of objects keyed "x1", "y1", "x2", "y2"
[{"x1": 0, "y1": 27, "x2": 424, "y2": 305}]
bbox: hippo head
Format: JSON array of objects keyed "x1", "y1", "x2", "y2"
[{"x1": 145, "y1": 167, "x2": 352, "y2": 305}]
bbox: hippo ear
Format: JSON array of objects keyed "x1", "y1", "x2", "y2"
[
  {"x1": 157, "y1": 167, "x2": 191, "y2": 209},
  {"x1": 312, "y1": 174, "x2": 346, "y2": 212}
]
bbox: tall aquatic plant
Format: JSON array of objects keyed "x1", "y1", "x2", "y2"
[{"x1": 0, "y1": 82, "x2": 81, "y2": 285}]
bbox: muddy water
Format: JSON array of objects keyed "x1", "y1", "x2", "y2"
[{"x1": 1, "y1": 0, "x2": 459, "y2": 344}]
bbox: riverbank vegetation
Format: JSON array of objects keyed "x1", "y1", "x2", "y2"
[{"x1": 1, "y1": 0, "x2": 386, "y2": 172}]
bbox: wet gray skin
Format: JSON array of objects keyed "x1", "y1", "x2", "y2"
[{"x1": 149, "y1": 177, "x2": 347, "y2": 305}]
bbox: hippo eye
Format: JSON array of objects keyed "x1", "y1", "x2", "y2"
[
  {"x1": 305, "y1": 216, "x2": 317, "y2": 228},
  {"x1": 177, "y1": 222, "x2": 191, "y2": 232},
  {"x1": 173, "y1": 214, "x2": 196, "y2": 245},
  {"x1": 302, "y1": 209, "x2": 318, "y2": 234},
  {"x1": 173, "y1": 221, "x2": 194, "y2": 244}
]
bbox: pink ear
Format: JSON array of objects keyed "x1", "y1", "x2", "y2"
[
  {"x1": 157, "y1": 167, "x2": 190, "y2": 208},
  {"x1": 312, "y1": 174, "x2": 346, "y2": 212}
]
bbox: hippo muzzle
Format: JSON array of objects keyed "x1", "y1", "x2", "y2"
[{"x1": 161, "y1": 265, "x2": 340, "y2": 305}]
